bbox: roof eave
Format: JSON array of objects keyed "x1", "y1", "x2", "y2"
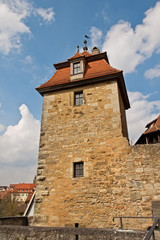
[
  {"x1": 117, "y1": 71, "x2": 130, "y2": 109},
  {"x1": 36, "y1": 72, "x2": 130, "y2": 110}
]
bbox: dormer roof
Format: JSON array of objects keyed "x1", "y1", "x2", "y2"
[
  {"x1": 36, "y1": 49, "x2": 130, "y2": 110},
  {"x1": 68, "y1": 51, "x2": 91, "y2": 60}
]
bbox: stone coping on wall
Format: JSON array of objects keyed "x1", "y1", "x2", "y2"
[{"x1": 0, "y1": 225, "x2": 147, "y2": 240}]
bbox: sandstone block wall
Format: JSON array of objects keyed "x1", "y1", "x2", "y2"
[
  {"x1": 33, "y1": 80, "x2": 160, "y2": 230},
  {"x1": 0, "y1": 225, "x2": 147, "y2": 240}
]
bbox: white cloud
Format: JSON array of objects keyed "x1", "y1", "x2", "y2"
[
  {"x1": 144, "y1": 64, "x2": 160, "y2": 79},
  {"x1": 0, "y1": 103, "x2": 5, "y2": 132},
  {"x1": 36, "y1": 7, "x2": 55, "y2": 23},
  {"x1": 24, "y1": 55, "x2": 33, "y2": 64},
  {"x1": 90, "y1": 26, "x2": 102, "y2": 48},
  {"x1": 0, "y1": 0, "x2": 55, "y2": 55},
  {"x1": 0, "y1": 123, "x2": 5, "y2": 133},
  {"x1": 0, "y1": 104, "x2": 40, "y2": 185},
  {"x1": 126, "y1": 91, "x2": 160, "y2": 144},
  {"x1": 102, "y1": 1, "x2": 160, "y2": 73},
  {"x1": 0, "y1": 0, "x2": 31, "y2": 55}
]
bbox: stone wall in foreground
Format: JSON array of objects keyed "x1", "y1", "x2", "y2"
[{"x1": 0, "y1": 225, "x2": 147, "y2": 240}]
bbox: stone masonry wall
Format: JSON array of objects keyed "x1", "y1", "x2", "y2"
[
  {"x1": 124, "y1": 144, "x2": 160, "y2": 229},
  {"x1": 33, "y1": 80, "x2": 160, "y2": 231},
  {"x1": 0, "y1": 225, "x2": 147, "y2": 240}
]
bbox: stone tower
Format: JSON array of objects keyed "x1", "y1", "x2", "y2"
[{"x1": 33, "y1": 45, "x2": 131, "y2": 228}]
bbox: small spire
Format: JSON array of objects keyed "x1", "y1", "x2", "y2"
[
  {"x1": 77, "y1": 45, "x2": 79, "y2": 52},
  {"x1": 83, "y1": 40, "x2": 88, "y2": 51}
]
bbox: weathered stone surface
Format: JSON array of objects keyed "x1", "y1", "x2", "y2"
[
  {"x1": 33, "y1": 80, "x2": 160, "y2": 231},
  {"x1": 0, "y1": 225, "x2": 147, "y2": 240},
  {"x1": 36, "y1": 176, "x2": 46, "y2": 181}
]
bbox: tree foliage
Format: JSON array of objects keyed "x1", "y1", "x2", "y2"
[{"x1": 0, "y1": 193, "x2": 26, "y2": 217}]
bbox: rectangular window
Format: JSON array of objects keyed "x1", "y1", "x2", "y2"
[
  {"x1": 73, "y1": 162, "x2": 84, "y2": 178},
  {"x1": 74, "y1": 91, "x2": 83, "y2": 106},
  {"x1": 73, "y1": 62, "x2": 80, "y2": 74}
]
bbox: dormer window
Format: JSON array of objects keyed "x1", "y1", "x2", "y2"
[
  {"x1": 73, "y1": 62, "x2": 80, "y2": 74},
  {"x1": 70, "y1": 57, "x2": 85, "y2": 81}
]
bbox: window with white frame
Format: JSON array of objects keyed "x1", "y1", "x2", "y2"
[
  {"x1": 73, "y1": 62, "x2": 80, "y2": 74},
  {"x1": 74, "y1": 91, "x2": 83, "y2": 106}
]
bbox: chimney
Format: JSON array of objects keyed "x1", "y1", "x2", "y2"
[{"x1": 92, "y1": 46, "x2": 100, "y2": 55}]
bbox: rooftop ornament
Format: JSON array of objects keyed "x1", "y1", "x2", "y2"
[
  {"x1": 77, "y1": 45, "x2": 79, "y2": 52},
  {"x1": 83, "y1": 40, "x2": 88, "y2": 51}
]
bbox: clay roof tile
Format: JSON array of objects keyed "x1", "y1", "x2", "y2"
[
  {"x1": 68, "y1": 51, "x2": 91, "y2": 60},
  {"x1": 37, "y1": 59, "x2": 120, "y2": 90},
  {"x1": 143, "y1": 115, "x2": 160, "y2": 134},
  {"x1": 68, "y1": 51, "x2": 83, "y2": 60},
  {"x1": 36, "y1": 50, "x2": 130, "y2": 109}
]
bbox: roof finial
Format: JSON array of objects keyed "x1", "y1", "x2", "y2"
[
  {"x1": 83, "y1": 40, "x2": 88, "y2": 51},
  {"x1": 77, "y1": 45, "x2": 79, "y2": 52}
]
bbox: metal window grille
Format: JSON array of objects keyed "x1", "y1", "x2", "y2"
[
  {"x1": 74, "y1": 91, "x2": 83, "y2": 106},
  {"x1": 74, "y1": 162, "x2": 83, "y2": 177}
]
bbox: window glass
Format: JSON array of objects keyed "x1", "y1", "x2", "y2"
[
  {"x1": 74, "y1": 162, "x2": 83, "y2": 177},
  {"x1": 74, "y1": 91, "x2": 83, "y2": 106},
  {"x1": 73, "y1": 62, "x2": 80, "y2": 74}
]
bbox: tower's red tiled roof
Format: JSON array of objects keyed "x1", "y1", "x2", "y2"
[
  {"x1": 68, "y1": 51, "x2": 83, "y2": 60},
  {"x1": 36, "y1": 49, "x2": 130, "y2": 109},
  {"x1": 37, "y1": 58, "x2": 120, "y2": 89},
  {"x1": 68, "y1": 51, "x2": 91, "y2": 60},
  {"x1": 81, "y1": 51, "x2": 92, "y2": 57}
]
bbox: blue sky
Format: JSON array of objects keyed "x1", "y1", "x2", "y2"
[{"x1": 0, "y1": 0, "x2": 160, "y2": 185}]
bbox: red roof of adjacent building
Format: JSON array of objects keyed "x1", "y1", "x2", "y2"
[
  {"x1": 143, "y1": 115, "x2": 160, "y2": 135},
  {"x1": 0, "y1": 189, "x2": 13, "y2": 199},
  {"x1": 13, "y1": 183, "x2": 36, "y2": 193},
  {"x1": 26, "y1": 193, "x2": 33, "y2": 203},
  {"x1": 10, "y1": 184, "x2": 18, "y2": 189},
  {"x1": 135, "y1": 114, "x2": 160, "y2": 144}
]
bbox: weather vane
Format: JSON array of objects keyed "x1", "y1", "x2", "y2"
[{"x1": 83, "y1": 35, "x2": 90, "y2": 51}]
